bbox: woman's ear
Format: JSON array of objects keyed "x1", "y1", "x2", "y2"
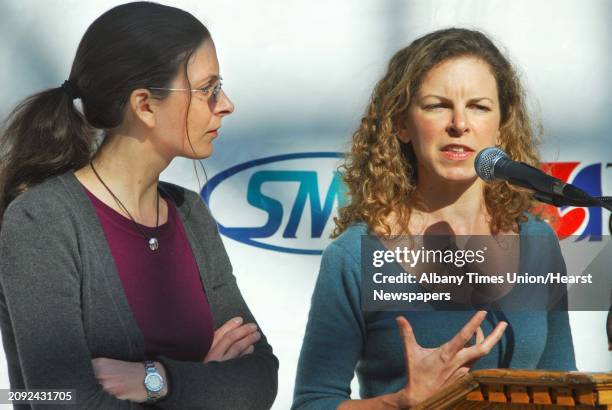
[
  {"x1": 397, "y1": 128, "x2": 411, "y2": 144},
  {"x1": 129, "y1": 88, "x2": 156, "y2": 128},
  {"x1": 394, "y1": 116, "x2": 411, "y2": 143}
]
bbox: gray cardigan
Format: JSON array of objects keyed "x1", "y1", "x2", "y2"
[{"x1": 0, "y1": 172, "x2": 278, "y2": 409}]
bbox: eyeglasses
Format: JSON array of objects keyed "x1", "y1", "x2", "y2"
[{"x1": 149, "y1": 77, "x2": 223, "y2": 105}]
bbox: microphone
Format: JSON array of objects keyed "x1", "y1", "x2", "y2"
[{"x1": 474, "y1": 147, "x2": 600, "y2": 207}]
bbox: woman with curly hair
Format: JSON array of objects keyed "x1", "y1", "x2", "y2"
[
  {"x1": 293, "y1": 28, "x2": 575, "y2": 409},
  {"x1": 0, "y1": 2, "x2": 277, "y2": 408}
]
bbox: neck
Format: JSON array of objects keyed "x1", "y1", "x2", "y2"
[
  {"x1": 411, "y1": 171, "x2": 489, "y2": 235},
  {"x1": 83, "y1": 131, "x2": 170, "y2": 219}
]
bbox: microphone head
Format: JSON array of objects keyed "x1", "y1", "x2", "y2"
[{"x1": 475, "y1": 147, "x2": 508, "y2": 181}]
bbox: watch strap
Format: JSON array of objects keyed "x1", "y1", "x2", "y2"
[{"x1": 144, "y1": 360, "x2": 163, "y2": 403}]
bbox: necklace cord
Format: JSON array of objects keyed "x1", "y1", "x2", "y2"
[{"x1": 89, "y1": 161, "x2": 160, "y2": 244}]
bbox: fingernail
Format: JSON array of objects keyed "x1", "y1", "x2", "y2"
[
  {"x1": 249, "y1": 323, "x2": 258, "y2": 331},
  {"x1": 234, "y1": 317, "x2": 243, "y2": 324},
  {"x1": 254, "y1": 331, "x2": 261, "y2": 340}
]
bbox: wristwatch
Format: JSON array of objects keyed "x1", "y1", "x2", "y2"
[{"x1": 143, "y1": 360, "x2": 164, "y2": 403}]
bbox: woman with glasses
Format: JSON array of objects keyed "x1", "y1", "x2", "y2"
[
  {"x1": 293, "y1": 28, "x2": 575, "y2": 409},
  {"x1": 0, "y1": 2, "x2": 277, "y2": 408}
]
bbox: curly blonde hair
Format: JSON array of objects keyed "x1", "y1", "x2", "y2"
[{"x1": 333, "y1": 28, "x2": 540, "y2": 237}]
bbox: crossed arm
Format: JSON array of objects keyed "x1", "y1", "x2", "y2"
[{"x1": 90, "y1": 315, "x2": 262, "y2": 403}]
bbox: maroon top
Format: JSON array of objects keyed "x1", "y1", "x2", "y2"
[{"x1": 83, "y1": 185, "x2": 214, "y2": 362}]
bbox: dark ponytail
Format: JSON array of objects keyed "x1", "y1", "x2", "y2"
[
  {"x1": 0, "y1": 1, "x2": 210, "y2": 221},
  {"x1": 0, "y1": 86, "x2": 94, "y2": 218}
]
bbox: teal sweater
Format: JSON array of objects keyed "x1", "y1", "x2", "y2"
[{"x1": 293, "y1": 217, "x2": 575, "y2": 409}]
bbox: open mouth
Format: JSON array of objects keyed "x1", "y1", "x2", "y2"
[{"x1": 440, "y1": 144, "x2": 475, "y2": 160}]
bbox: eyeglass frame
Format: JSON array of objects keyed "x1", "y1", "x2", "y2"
[{"x1": 148, "y1": 76, "x2": 223, "y2": 105}]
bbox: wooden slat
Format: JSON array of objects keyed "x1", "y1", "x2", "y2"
[
  {"x1": 598, "y1": 389, "x2": 612, "y2": 405},
  {"x1": 577, "y1": 387, "x2": 597, "y2": 405},
  {"x1": 508, "y1": 385, "x2": 530, "y2": 403},
  {"x1": 532, "y1": 386, "x2": 553, "y2": 404},
  {"x1": 487, "y1": 384, "x2": 507, "y2": 402},
  {"x1": 554, "y1": 387, "x2": 576, "y2": 406}
]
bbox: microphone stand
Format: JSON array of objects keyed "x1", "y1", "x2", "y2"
[
  {"x1": 533, "y1": 191, "x2": 612, "y2": 212},
  {"x1": 533, "y1": 190, "x2": 612, "y2": 233}
]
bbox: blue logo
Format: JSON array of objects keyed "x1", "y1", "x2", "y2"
[{"x1": 202, "y1": 152, "x2": 347, "y2": 254}]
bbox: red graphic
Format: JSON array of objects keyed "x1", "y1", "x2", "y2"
[{"x1": 537, "y1": 162, "x2": 605, "y2": 239}]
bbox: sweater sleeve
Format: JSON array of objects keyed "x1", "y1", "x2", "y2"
[
  {"x1": 292, "y1": 240, "x2": 366, "y2": 410},
  {"x1": 152, "y1": 192, "x2": 278, "y2": 410},
  {"x1": 154, "y1": 275, "x2": 278, "y2": 410},
  {"x1": 0, "y1": 198, "x2": 143, "y2": 409}
]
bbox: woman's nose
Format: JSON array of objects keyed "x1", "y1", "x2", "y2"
[
  {"x1": 447, "y1": 109, "x2": 468, "y2": 137},
  {"x1": 214, "y1": 90, "x2": 235, "y2": 116}
]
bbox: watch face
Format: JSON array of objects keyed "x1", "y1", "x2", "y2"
[{"x1": 145, "y1": 374, "x2": 163, "y2": 392}]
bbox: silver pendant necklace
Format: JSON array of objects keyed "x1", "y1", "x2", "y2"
[{"x1": 90, "y1": 161, "x2": 160, "y2": 251}]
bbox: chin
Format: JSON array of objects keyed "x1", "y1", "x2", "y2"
[
  {"x1": 435, "y1": 167, "x2": 478, "y2": 183},
  {"x1": 182, "y1": 144, "x2": 213, "y2": 160}
]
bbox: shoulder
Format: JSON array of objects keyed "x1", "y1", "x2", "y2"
[
  {"x1": 159, "y1": 180, "x2": 204, "y2": 208},
  {"x1": 519, "y1": 212, "x2": 559, "y2": 238},
  {"x1": 311, "y1": 223, "x2": 368, "y2": 308},
  {"x1": 158, "y1": 181, "x2": 224, "y2": 249},
  {"x1": 321, "y1": 222, "x2": 369, "y2": 269},
  {"x1": 0, "y1": 175, "x2": 83, "y2": 255},
  {"x1": 519, "y1": 213, "x2": 565, "y2": 269},
  {"x1": 3, "y1": 175, "x2": 75, "y2": 223},
  {"x1": 159, "y1": 180, "x2": 214, "y2": 222}
]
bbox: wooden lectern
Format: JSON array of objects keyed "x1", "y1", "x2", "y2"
[{"x1": 414, "y1": 369, "x2": 612, "y2": 409}]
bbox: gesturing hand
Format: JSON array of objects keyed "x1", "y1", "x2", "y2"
[
  {"x1": 395, "y1": 310, "x2": 507, "y2": 407},
  {"x1": 204, "y1": 316, "x2": 261, "y2": 363}
]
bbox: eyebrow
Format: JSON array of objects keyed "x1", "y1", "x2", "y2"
[{"x1": 420, "y1": 95, "x2": 494, "y2": 104}]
